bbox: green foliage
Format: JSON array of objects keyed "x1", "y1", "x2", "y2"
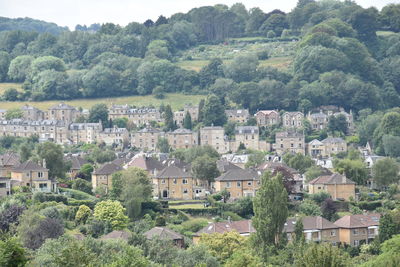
[
  {"x1": 283, "y1": 153, "x2": 314, "y2": 174},
  {"x1": 183, "y1": 111, "x2": 192, "y2": 129},
  {"x1": 93, "y1": 200, "x2": 129, "y2": 230},
  {"x1": 72, "y1": 178, "x2": 92, "y2": 194},
  {"x1": 372, "y1": 158, "x2": 400, "y2": 187},
  {"x1": 362, "y1": 235, "x2": 400, "y2": 267},
  {"x1": 88, "y1": 103, "x2": 108, "y2": 127},
  {"x1": 296, "y1": 242, "x2": 349, "y2": 267},
  {"x1": 36, "y1": 141, "x2": 66, "y2": 179},
  {"x1": 5, "y1": 108, "x2": 23, "y2": 120},
  {"x1": 0, "y1": 237, "x2": 27, "y2": 267},
  {"x1": 245, "y1": 150, "x2": 266, "y2": 168},
  {"x1": 334, "y1": 158, "x2": 368, "y2": 185},
  {"x1": 157, "y1": 137, "x2": 170, "y2": 153},
  {"x1": 202, "y1": 94, "x2": 227, "y2": 126},
  {"x1": 75, "y1": 205, "x2": 92, "y2": 225},
  {"x1": 299, "y1": 199, "x2": 322, "y2": 216},
  {"x1": 191, "y1": 155, "x2": 220, "y2": 184}
]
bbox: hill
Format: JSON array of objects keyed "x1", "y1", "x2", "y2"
[{"x1": 0, "y1": 16, "x2": 68, "y2": 34}]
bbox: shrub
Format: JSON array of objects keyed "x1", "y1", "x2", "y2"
[
  {"x1": 181, "y1": 218, "x2": 208, "y2": 233},
  {"x1": 33, "y1": 192, "x2": 67, "y2": 204},
  {"x1": 75, "y1": 205, "x2": 92, "y2": 225},
  {"x1": 68, "y1": 199, "x2": 97, "y2": 209}
]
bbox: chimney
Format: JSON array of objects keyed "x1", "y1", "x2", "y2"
[
  {"x1": 42, "y1": 158, "x2": 46, "y2": 168},
  {"x1": 342, "y1": 175, "x2": 346, "y2": 184}
]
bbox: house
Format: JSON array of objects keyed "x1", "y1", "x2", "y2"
[
  {"x1": 21, "y1": 105, "x2": 44, "y2": 120},
  {"x1": 307, "y1": 111, "x2": 329, "y2": 130},
  {"x1": 64, "y1": 154, "x2": 88, "y2": 179},
  {"x1": 193, "y1": 219, "x2": 255, "y2": 244},
  {"x1": 257, "y1": 161, "x2": 303, "y2": 193},
  {"x1": 69, "y1": 122, "x2": 102, "y2": 144},
  {"x1": 166, "y1": 128, "x2": 198, "y2": 149},
  {"x1": 131, "y1": 127, "x2": 164, "y2": 152},
  {"x1": 101, "y1": 230, "x2": 131, "y2": 241},
  {"x1": 315, "y1": 158, "x2": 334, "y2": 170},
  {"x1": 0, "y1": 178, "x2": 12, "y2": 197},
  {"x1": 0, "y1": 109, "x2": 6, "y2": 120},
  {"x1": 216, "y1": 159, "x2": 242, "y2": 173},
  {"x1": 46, "y1": 103, "x2": 79, "y2": 123},
  {"x1": 11, "y1": 160, "x2": 57, "y2": 193},
  {"x1": 308, "y1": 173, "x2": 356, "y2": 201},
  {"x1": 274, "y1": 131, "x2": 305, "y2": 155},
  {"x1": 0, "y1": 152, "x2": 20, "y2": 178},
  {"x1": 184, "y1": 104, "x2": 199, "y2": 122},
  {"x1": 154, "y1": 165, "x2": 205, "y2": 200},
  {"x1": 108, "y1": 105, "x2": 162, "y2": 126},
  {"x1": 214, "y1": 169, "x2": 260, "y2": 199},
  {"x1": 233, "y1": 126, "x2": 260, "y2": 151},
  {"x1": 255, "y1": 110, "x2": 280, "y2": 126},
  {"x1": 321, "y1": 137, "x2": 347, "y2": 156},
  {"x1": 199, "y1": 126, "x2": 230, "y2": 154},
  {"x1": 144, "y1": 227, "x2": 184, "y2": 247},
  {"x1": 308, "y1": 139, "x2": 325, "y2": 158},
  {"x1": 98, "y1": 127, "x2": 129, "y2": 147},
  {"x1": 364, "y1": 155, "x2": 384, "y2": 169},
  {"x1": 284, "y1": 216, "x2": 339, "y2": 245},
  {"x1": 334, "y1": 214, "x2": 381, "y2": 246},
  {"x1": 91, "y1": 162, "x2": 123, "y2": 190},
  {"x1": 221, "y1": 154, "x2": 249, "y2": 169},
  {"x1": 125, "y1": 154, "x2": 164, "y2": 177},
  {"x1": 282, "y1": 111, "x2": 304, "y2": 129},
  {"x1": 173, "y1": 110, "x2": 185, "y2": 127},
  {"x1": 225, "y1": 109, "x2": 250, "y2": 123}
]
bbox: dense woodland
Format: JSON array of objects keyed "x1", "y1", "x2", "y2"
[{"x1": 0, "y1": 1, "x2": 399, "y2": 115}]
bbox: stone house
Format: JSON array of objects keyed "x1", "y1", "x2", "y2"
[
  {"x1": 98, "y1": 127, "x2": 129, "y2": 147},
  {"x1": 64, "y1": 154, "x2": 88, "y2": 179},
  {"x1": 91, "y1": 162, "x2": 123, "y2": 190},
  {"x1": 334, "y1": 214, "x2": 381, "y2": 246},
  {"x1": 131, "y1": 127, "x2": 164, "y2": 151},
  {"x1": 232, "y1": 126, "x2": 259, "y2": 151},
  {"x1": 21, "y1": 105, "x2": 44, "y2": 120},
  {"x1": 308, "y1": 173, "x2": 356, "y2": 201},
  {"x1": 225, "y1": 109, "x2": 250, "y2": 123},
  {"x1": 46, "y1": 103, "x2": 80, "y2": 123},
  {"x1": 0, "y1": 152, "x2": 20, "y2": 178},
  {"x1": 308, "y1": 137, "x2": 347, "y2": 158},
  {"x1": 125, "y1": 154, "x2": 164, "y2": 177},
  {"x1": 184, "y1": 104, "x2": 199, "y2": 122},
  {"x1": 307, "y1": 111, "x2": 329, "y2": 131},
  {"x1": 255, "y1": 110, "x2": 280, "y2": 126},
  {"x1": 200, "y1": 126, "x2": 230, "y2": 154},
  {"x1": 173, "y1": 110, "x2": 185, "y2": 127},
  {"x1": 274, "y1": 131, "x2": 305, "y2": 155},
  {"x1": 69, "y1": 122, "x2": 102, "y2": 144},
  {"x1": 282, "y1": 111, "x2": 304, "y2": 129},
  {"x1": 0, "y1": 109, "x2": 6, "y2": 120},
  {"x1": 284, "y1": 216, "x2": 339, "y2": 245},
  {"x1": 108, "y1": 105, "x2": 162, "y2": 126},
  {"x1": 166, "y1": 128, "x2": 198, "y2": 149},
  {"x1": 214, "y1": 168, "x2": 260, "y2": 199},
  {"x1": 144, "y1": 227, "x2": 185, "y2": 248},
  {"x1": 308, "y1": 139, "x2": 325, "y2": 158},
  {"x1": 11, "y1": 160, "x2": 57, "y2": 192},
  {"x1": 0, "y1": 178, "x2": 11, "y2": 197}
]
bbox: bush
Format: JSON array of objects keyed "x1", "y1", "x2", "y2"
[
  {"x1": 68, "y1": 199, "x2": 97, "y2": 209},
  {"x1": 310, "y1": 191, "x2": 331, "y2": 204},
  {"x1": 33, "y1": 192, "x2": 67, "y2": 204},
  {"x1": 221, "y1": 211, "x2": 242, "y2": 221},
  {"x1": 354, "y1": 201, "x2": 382, "y2": 211},
  {"x1": 181, "y1": 218, "x2": 208, "y2": 233},
  {"x1": 59, "y1": 188, "x2": 96, "y2": 200}
]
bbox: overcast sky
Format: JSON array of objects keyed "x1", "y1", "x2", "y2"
[{"x1": 0, "y1": 0, "x2": 398, "y2": 30}]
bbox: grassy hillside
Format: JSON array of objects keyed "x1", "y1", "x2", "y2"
[
  {"x1": 0, "y1": 83, "x2": 24, "y2": 94},
  {"x1": 0, "y1": 93, "x2": 204, "y2": 111},
  {"x1": 176, "y1": 40, "x2": 296, "y2": 72}
]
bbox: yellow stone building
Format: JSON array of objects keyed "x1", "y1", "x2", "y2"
[
  {"x1": 214, "y1": 168, "x2": 260, "y2": 199},
  {"x1": 308, "y1": 173, "x2": 355, "y2": 201}
]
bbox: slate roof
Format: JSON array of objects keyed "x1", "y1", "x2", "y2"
[
  {"x1": 215, "y1": 168, "x2": 259, "y2": 181},
  {"x1": 284, "y1": 216, "x2": 338, "y2": 233},
  {"x1": 93, "y1": 162, "x2": 123, "y2": 175},
  {"x1": 257, "y1": 162, "x2": 298, "y2": 174},
  {"x1": 235, "y1": 126, "x2": 258, "y2": 134},
  {"x1": 64, "y1": 155, "x2": 88, "y2": 170},
  {"x1": 49, "y1": 102, "x2": 77, "y2": 110},
  {"x1": 144, "y1": 227, "x2": 183, "y2": 240},
  {"x1": 0, "y1": 152, "x2": 20, "y2": 167},
  {"x1": 101, "y1": 230, "x2": 131, "y2": 241},
  {"x1": 138, "y1": 127, "x2": 162, "y2": 133},
  {"x1": 334, "y1": 214, "x2": 381, "y2": 229},
  {"x1": 170, "y1": 128, "x2": 193, "y2": 134},
  {"x1": 126, "y1": 154, "x2": 164, "y2": 171},
  {"x1": 194, "y1": 220, "x2": 255, "y2": 236},
  {"x1": 256, "y1": 110, "x2": 278, "y2": 116},
  {"x1": 225, "y1": 109, "x2": 249, "y2": 117},
  {"x1": 276, "y1": 131, "x2": 304, "y2": 138},
  {"x1": 156, "y1": 165, "x2": 191, "y2": 179},
  {"x1": 216, "y1": 159, "x2": 242, "y2": 173},
  {"x1": 309, "y1": 139, "x2": 324, "y2": 146},
  {"x1": 308, "y1": 173, "x2": 355, "y2": 185},
  {"x1": 12, "y1": 161, "x2": 48, "y2": 172}
]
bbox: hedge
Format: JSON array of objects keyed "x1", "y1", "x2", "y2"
[
  {"x1": 59, "y1": 188, "x2": 96, "y2": 200},
  {"x1": 68, "y1": 199, "x2": 98, "y2": 209},
  {"x1": 353, "y1": 201, "x2": 382, "y2": 211},
  {"x1": 167, "y1": 207, "x2": 219, "y2": 216},
  {"x1": 32, "y1": 192, "x2": 68, "y2": 204}
]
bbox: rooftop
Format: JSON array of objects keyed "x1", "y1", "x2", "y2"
[
  {"x1": 308, "y1": 173, "x2": 355, "y2": 185},
  {"x1": 144, "y1": 227, "x2": 183, "y2": 240},
  {"x1": 195, "y1": 220, "x2": 255, "y2": 236},
  {"x1": 334, "y1": 214, "x2": 381, "y2": 229}
]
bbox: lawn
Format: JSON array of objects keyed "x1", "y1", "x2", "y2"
[
  {"x1": 0, "y1": 92, "x2": 205, "y2": 111},
  {"x1": 377, "y1": 30, "x2": 396, "y2": 36},
  {"x1": 0, "y1": 82, "x2": 23, "y2": 94},
  {"x1": 169, "y1": 204, "x2": 211, "y2": 209}
]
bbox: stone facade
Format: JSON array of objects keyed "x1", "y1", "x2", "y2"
[
  {"x1": 335, "y1": 214, "x2": 380, "y2": 246},
  {"x1": 108, "y1": 105, "x2": 162, "y2": 126},
  {"x1": 69, "y1": 122, "x2": 102, "y2": 144},
  {"x1": 233, "y1": 126, "x2": 259, "y2": 151},
  {"x1": 282, "y1": 111, "x2": 304, "y2": 129},
  {"x1": 166, "y1": 128, "x2": 198, "y2": 149},
  {"x1": 308, "y1": 173, "x2": 356, "y2": 201},
  {"x1": 21, "y1": 105, "x2": 44, "y2": 120},
  {"x1": 98, "y1": 127, "x2": 129, "y2": 146},
  {"x1": 46, "y1": 103, "x2": 79, "y2": 123},
  {"x1": 214, "y1": 169, "x2": 260, "y2": 199},
  {"x1": 308, "y1": 137, "x2": 347, "y2": 158},
  {"x1": 131, "y1": 127, "x2": 164, "y2": 151},
  {"x1": 274, "y1": 131, "x2": 305, "y2": 155},
  {"x1": 255, "y1": 110, "x2": 280, "y2": 126},
  {"x1": 200, "y1": 126, "x2": 229, "y2": 154},
  {"x1": 225, "y1": 109, "x2": 250, "y2": 123}
]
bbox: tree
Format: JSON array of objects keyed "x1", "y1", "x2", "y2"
[
  {"x1": 294, "y1": 218, "x2": 305, "y2": 244},
  {"x1": 145, "y1": 40, "x2": 170, "y2": 59},
  {"x1": 202, "y1": 94, "x2": 227, "y2": 126},
  {"x1": 118, "y1": 167, "x2": 153, "y2": 219},
  {"x1": 380, "y1": 4, "x2": 400, "y2": 32},
  {"x1": 372, "y1": 158, "x2": 400, "y2": 187},
  {"x1": 79, "y1": 163, "x2": 94, "y2": 181},
  {"x1": 378, "y1": 213, "x2": 400, "y2": 243},
  {"x1": 88, "y1": 103, "x2": 108, "y2": 127},
  {"x1": 299, "y1": 199, "x2": 322, "y2": 216},
  {"x1": 191, "y1": 155, "x2": 220, "y2": 185},
  {"x1": 321, "y1": 198, "x2": 337, "y2": 221},
  {"x1": 30, "y1": 56, "x2": 66, "y2": 77},
  {"x1": 252, "y1": 172, "x2": 288, "y2": 259},
  {"x1": 183, "y1": 111, "x2": 192, "y2": 129},
  {"x1": 157, "y1": 137, "x2": 170, "y2": 153},
  {"x1": 296, "y1": 243, "x2": 349, "y2": 267},
  {"x1": 93, "y1": 200, "x2": 128, "y2": 230},
  {"x1": 0, "y1": 51, "x2": 10, "y2": 82},
  {"x1": 328, "y1": 114, "x2": 348, "y2": 134},
  {"x1": 75, "y1": 205, "x2": 92, "y2": 225},
  {"x1": 112, "y1": 117, "x2": 128, "y2": 128},
  {"x1": 224, "y1": 53, "x2": 259, "y2": 83},
  {"x1": 382, "y1": 135, "x2": 400, "y2": 157},
  {"x1": 304, "y1": 165, "x2": 325, "y2": 182},
  {"x1": 334, "y1": 158, "x2": 368, "y2": 185},
  {"x1": 199, "y1": 231, "x2": 246, "y2": 263},
  {"x1": 7, "y1": 55, "x2": 34, "y2": 82},
  {"x1": 72, "y1": 178, "x2": 92, "y2": 194},
  {"x1": 2, "y1": 88, "x2": 19, "y2": 101},
  {"x1": 283, "y1": 153, "x2": 314, "y2": 174},
  {"x1": 0, "y1": 237, "x2": 27, "y2": 267},
  {"x1": 199, "y1": 58, "x2": 224, "y2": 89},
  {"x1": 362, "y1": 234, "x2": 400, "y2": 266},
  {"x1": 163, "y1": 104, "x2": 176, "y2": 131},
  {"x1": 0, "y1": 204, "x2": 25, "y2": 232},
  {"x1": 4, "y1": 108, "x2": 23, "y2": 120},
  {"x1": 36, "y1": 141, "x2": 66, "y2": 179}
]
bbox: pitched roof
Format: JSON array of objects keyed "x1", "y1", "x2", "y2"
[
  {"x1": 334, "y1": 214, "x2": 381, "y2": 229},
  {"x1": 284, "y1": 216, "x2": 338, "y2": 233},
  {"x1": 138, "y1": 127, "x2": 162, "y2": 133},
  {"x1": 309, "y1": 139, "x2": 323, "y2": 146},
  {"x1": 156, "y1": 165, "x2": 191, "y2": 178},
  {"x1": 101, "y1": 230, "x2": 131, "y2": 241},
  {"x1": 0, "y1": 152, "x2": 20, "y2": 167},
  {"x1": 275, "y1": 131, "x2": 304, "y2": 138},
  {"x1": 257, "y1": 162, "x2": 298, "y2": 174},
  {"x1": 235, "y1": 126, "x2": 259, "y2": 134},
  {"x1": 93, "y1": 163, "x2": 123, "y2": 175},
  {"x1": 322, "y1": 137, "x2": 346, "y2": 144},
  {"x1": 308, "y1": 173, "x2": 355, "y2": 185},
  {"x1": 49, "y1": 102, "x2": 77, "y2": 110},
  {"x1": 215, "y1": 168, "x2": 259, "y2": 181},
  {"x1": 64, "y1": 155, "x2": 88, "y2": 170},
  {"x1": 12, "y1": 161, "x2": 47, "y2": 172},
  {"x1": 195, "y1": 220, "x2": 255, "y2": 236},
  {"x1": 144, "y1": 227, "x2": 183, "y2": 240},
  {"x1": 216, "y1": 159, "x2": 242, "y2": 173},
  {"x1": 256, "y1": 110, "x2": 278, "y2": 116},
  {"x1": 126, "y1": 154, "x2": 164, "y2": 171},
  {"x1": 225, "y1": 109, "x2": 250, "y2": 116},
  {"x1": 171, "y1": 128, "x2": 193, "y2": 134}
]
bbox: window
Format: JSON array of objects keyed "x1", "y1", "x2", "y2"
[
  {"x1": 39, "y1": 183, "x2": 47, "y2": 188},
  {"x1": 161, "y1": 179, "x2": 166, "y2": 184},
  {"x1": 38, "y1": 172, "x2": 43, "y2": 178},
  {"x1": 182, "y1": 179, "x2": 188, "y2": 184},
  {"x1": 247, "y1": 181, "x2": 252, "y2": 186},
  {"x1": 183, "y1": 189, "x2": 188, "y2": 194},
  {"x1": 0, "y1": 183, "x2": 6, "y2": 188},
  {"x1": 173, "y1": 179, "x2": 177, "y2": 184},
  {"x1": 354, "y1": 240, "x2": 359, "y2": 246},
  {"x1": 353, "y1": 229, "x2": 359, "y2": 235},
  {"x1": 330, "y1": 230, "x2": 336, "y2": 236},
  {"x1": 226, "y1": 182, "x2": 231, "y2": 188},
  {"x1": 237, "y1": 181, "x2": 241, "y2": 187}
]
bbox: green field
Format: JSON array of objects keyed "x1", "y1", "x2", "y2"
[
  {"x1": 0, "y1": 92, "x2": 204, "y2": 111},
  {"x1": 0, "y1": 83, "x2": 23, "y2": 94}
]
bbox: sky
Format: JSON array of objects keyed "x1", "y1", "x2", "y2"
[{"x1": 0, "y1": 0, "x2": 398, "y2": 30}]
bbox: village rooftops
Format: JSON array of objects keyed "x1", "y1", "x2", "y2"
[
  {"x1": 225, "y1": 109, "x2": 249, "y2": 116},
  {"x1": 12, "y1": 160, "x2": 47, "y2": 172},
  {"x1": 216, "y1": 159, "x2": 242, "y2": 173},
  {"x1": 255, "y1": 110, "x2": 279, "y2": 115},
  {"x1": 93, "y1": 162, "x2": 123, "y2": 175},
  {"x1": 64, "y1": 155, "x2": 88, "y2": 170},
  {"x1": 0, "y1": 119, "x2": 67, "y2": 126},
  {"x1": 170, "y1": 128, "x2": 193, "y2": 134},
  {"x1": 215, "y1": 168, "x2": 259, "y2": 182},
  {"x1": 257, "y1": 161, "x2": 299, "y2": 174},
  {"x1": 284, "y1": 216, "x2": 338, "y2": 233},
  {"x1": 100, "y1": 230, "x2": 131, "y2": 241},
  {"x1": 309, "y1": 173, "x2": 355, "y2": 185},
  {"x1": 334, "y1": 214, "x2": 381, "y2": 229},
  {"x1": 125, "y1": 154, "x2": 164, "y2": 171},
  {"x1": 276, "y1": 131, "x2": 304, "y2": 138},
  {"x1": 156, "y1": 165, "x2": 191, "y2": 179},
  {"x1": 69, "y1": 122, "x2": 102, "y2": 130},
  {"x1": 103, "y1": 127, "x2": 128, "y2": 134}
]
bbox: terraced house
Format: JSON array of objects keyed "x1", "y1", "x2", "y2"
[{"x1": 108, "y1": 105, "x2": 162, "y2": 126}]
